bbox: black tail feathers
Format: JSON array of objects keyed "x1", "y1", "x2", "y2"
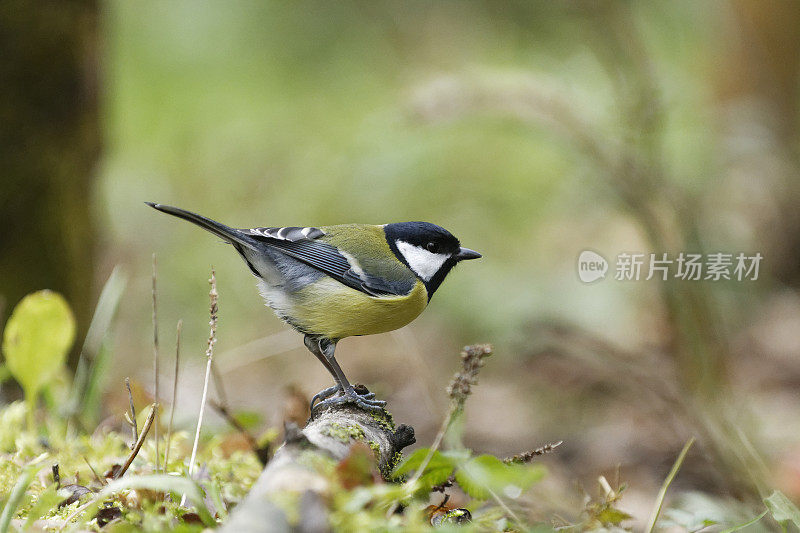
[{"x1": 146, "y1": 203, "x2": 258, "y2": 251}]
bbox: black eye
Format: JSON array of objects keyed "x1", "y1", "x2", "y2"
[{"x1": 426, "y1": 241, "x2": 440, "y2": 253}]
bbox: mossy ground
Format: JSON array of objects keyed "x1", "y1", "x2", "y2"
[
  {"x1": 0, "y1": 401, "x2": 262, "y2": 531},
  {"x1": 0, "y1": 400, "x2": 552, "y2": 532}
]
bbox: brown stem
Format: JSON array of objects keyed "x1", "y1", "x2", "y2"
[{"x1": 114, "y1": 403, "x2": 156, "y2": 480}]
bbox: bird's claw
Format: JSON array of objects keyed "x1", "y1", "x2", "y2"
[
  {"x1": 311, "y1": 386, "x2": 386, "y2": 415},
  {"x1": 310, "y1": 385, "x2": 340, "y2": 411}
]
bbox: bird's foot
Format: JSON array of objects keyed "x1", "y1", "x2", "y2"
[
  {"x1": 311, "y1": 385, "x2": 386, "y2": 415},
  {"x1": 310, "y1": 385, "x2": 340, "y2": 412}
]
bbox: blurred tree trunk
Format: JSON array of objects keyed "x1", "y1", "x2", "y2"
[
  {"x1": 721, "y1": 0, "x2": 800, "y2": 285},
  {"x1": 0, "y1": 0, "x2": 100, "y2": 369}
]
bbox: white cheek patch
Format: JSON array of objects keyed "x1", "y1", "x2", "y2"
[{"x1": 396, "y1": 240, "x2": 449, "y2": 282}]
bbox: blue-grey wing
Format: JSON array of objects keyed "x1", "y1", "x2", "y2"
[{"x1": 241, "y1": 227, "x2": 409, "y2": 297}]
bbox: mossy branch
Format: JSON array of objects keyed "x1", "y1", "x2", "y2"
[{"x1": 221, "y1": 402, "x2": 415, "y2": 532}]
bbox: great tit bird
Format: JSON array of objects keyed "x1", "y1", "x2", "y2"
[{"x1": 146, "y1": 203, "x2": 481, "y2": 414}]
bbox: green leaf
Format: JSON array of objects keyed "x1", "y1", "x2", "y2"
[
  {"x1": 2, "y1": 290, "x2": 76, "y2": 399},
  {"x1": 440, "y1": 449, "x2": 471, "y2": 463},
  {"x1": 597, "y1": 507, "x2": 633, "y2": 525},
  {"x1": 420, "y1": 464, "x2": 457, "y2": 489},
  {"x1": 455, "y1": 454, "x2": 544, "y2": 500},
  {"x1": 392, "y1": 448, "x2": 456, "y2": 489},
  {"x1": 394, "y1": 448, "x2": 440, "y2": 476},
  {"x1": 765, "y1": 490, "x2": 800, "y2": 528}
]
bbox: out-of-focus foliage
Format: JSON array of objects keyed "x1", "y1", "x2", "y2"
[
  {"x1": 3, "y1": 0, "x2": 800, "y2": 530},
  {"x1": 0, "y1": 396, "x2": 263, "y2": 531},
  {"x1": 394, "y1": 447, "x2": 544, "y2": 501},
  {"x1": 1, "y1": 291, "x2": 75, "y2": 430},
  {"x1": 103, "y1": 1, "x2": 596, "y2": 349},
  {"x1": 66, "y1": 267, "x2": 128, "y2": 428},
  {"x1": 2, "y1": 291, "x2": 75, "y2": 396},
  {"x1": 764, "y1": 490, "x2": 800, "y2": 530}
]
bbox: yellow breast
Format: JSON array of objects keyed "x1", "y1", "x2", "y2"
[{"x1": 289, "y1": 278, "x2": 428, "y2": 339}]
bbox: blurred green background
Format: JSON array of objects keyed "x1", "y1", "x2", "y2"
[{"x1": 4, "y1": 0, "x2": 800, "y2": 527}]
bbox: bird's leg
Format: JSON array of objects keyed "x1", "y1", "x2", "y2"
[
  {"x1": 305, "y1": 335, "x2": 343, "y2": 410},
  {"x1": 312, "y1": 339, "x2": 386, "y2": 414}
]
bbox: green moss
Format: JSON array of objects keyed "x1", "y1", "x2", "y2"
[
  {"x1": 0, "y1": 461, "x2": 23, "y2": 503},
  {"x1": 322, "y1": 422, "x2": 365, "y2": 443},
  {"x1": 387, "y1": 450, "x2": 404, "y2": 474},
  {"x1": 297, "y1": 449, "x2": 337, "y2": 475},
  {"x1": 368, "y1": 440, "x2": 401, "y2": 479},
  {"x1": 368, "y1": 410, "x2": 395, "y2": 432},
  {"x1": 382, "y1": 450, "x2": 407, "y2": 482},
  {"x1": 367, "y1": 440, "x2": 381, "y2": 462}
]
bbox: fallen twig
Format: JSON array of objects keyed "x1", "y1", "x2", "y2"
[
  {"x1": 114, "y1": 403, "x2": 157, "y2": 480},
  {"x1": 82, "y1": 456, "x2": 105, "y2": 486},
  {"x1": 124, "y1": 378, "x2": 137, "y2": 449},
  {"x1": 211, "y1": 359, "x2": 229, "y2": 409},
  {"x1": 504, "y1": 440, "x2": 563, "y2": 464},
  {"x1": 209, "y1": 399, "x2": 269, "y2": 465}
]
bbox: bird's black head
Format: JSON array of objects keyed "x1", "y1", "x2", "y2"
[{"x1": 384, "y1": 221, "x2": 481, "y2": 299}]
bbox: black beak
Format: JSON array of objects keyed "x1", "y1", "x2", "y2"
[{"x1": 456, "y1": 247, "x2": 482, "y2": 261}]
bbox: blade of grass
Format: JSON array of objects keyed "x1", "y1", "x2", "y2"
[
  {"x1": 152, "y1": 254, "x2": 160, "y2": 475},
  {"x1": 164, "y1": 319, "x2": 182, "y2": 470},
  {"x1": 183, "y1": 270, "x2": 218, "y2": 506},
  {"x1": 719, "y1": 510, "x2": 767, "y2": 533},
  {"x1": 645, "y1": 437, "x2": 695, "y2": 533},
  {"x1": 68, "y1": 266, "x2": 127, "y2": 424},
  {"x1": 81, "y1": 343, "x2": 115, "y2": 426},
  {"x1": 0, "y1": 466, "x2": 36, "y2": 533},
  {"x1": 100, "y1": 474, "x2": 215, "y2": 526}
]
